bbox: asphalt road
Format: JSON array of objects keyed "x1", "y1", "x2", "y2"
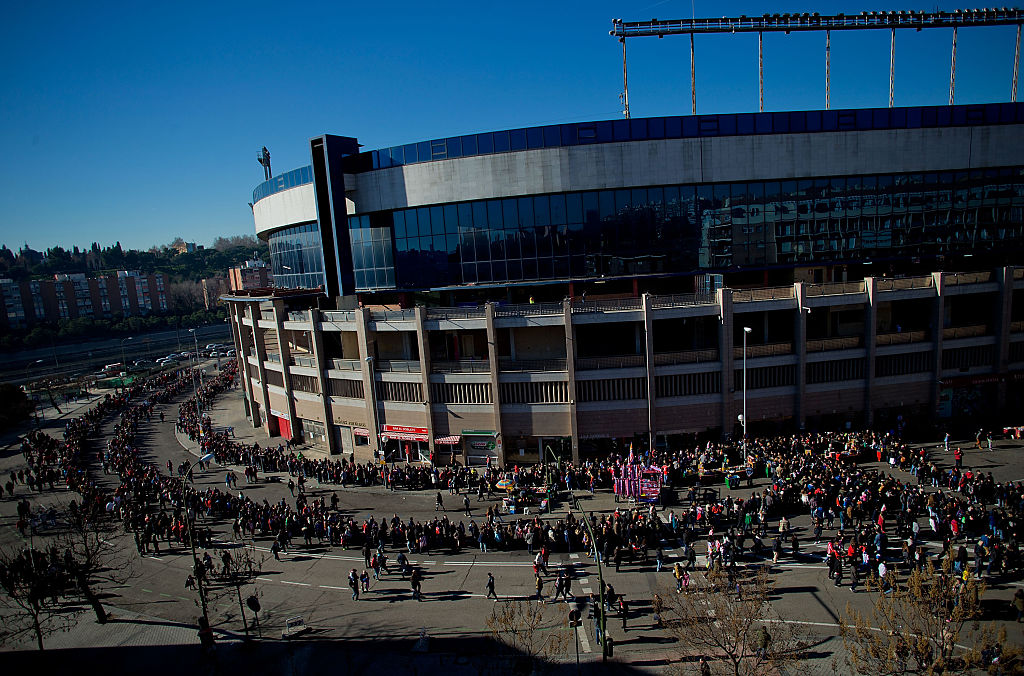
[{"x1": 2, "y1": 385, "x2": 1024, "y2": 671}]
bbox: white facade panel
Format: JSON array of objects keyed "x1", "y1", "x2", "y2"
[{"x1": 253, "y1": 183, "x2": 317, "y2": 238}]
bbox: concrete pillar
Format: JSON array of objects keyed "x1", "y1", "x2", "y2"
[
  {"x1": 642, "y1": 293, "x2": 657, "y2": 452},
  {"x1": 230, "y1": 302, "x2": 254, "y2": 422},
  {"x1": 414, "y1": 307, "x2": 436, "y2": 462},
  {"x1": 563, "y1": 298, "x2": 580, "y2": 464},
  {"x1": 931, "y1": 272, "x2": 946, "y2": 415},
  {"x1": 995, "y1": 266, "x2": 1014, "y2": 409},
  {"x1": 248, "y1": 302, "x2": 272, "y2": 437},
  {"x1": 718, "y1": 288, "x2": 735, "y2": 438},
  {"x1": 484, "y1": 302, "x2": 505, "y2": 466},
  {"x1": 272, "y1": 300, "x2": 299, "y2": 438},
  {"x1": 355, "y1": 307, "x2": 380, "y2": 457},
  {"x1": 864, "y1": 277, "x2": 878, "y2": 428},
  {"x1": 794, "y1": 283, "x2": 808, "y2": 430},
  {"x1": 308, "y1": 308, "x2": 337, "y2": 454}
]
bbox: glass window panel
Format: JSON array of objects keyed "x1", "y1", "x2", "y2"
[
  {"x1": 393, "y1": 210, "x2": 407, "y2": 239},
  {"x1": 477, "y1": 262, "x2": 492, "y2": 283},
  {"x1": 582, "y1": 192, "x2": 599, "y2": 223},
  {"x1": 566, "y1": 193, "x2": 582, "y2": 224},
  {"x1": 535, "y1": 226, "x2": 552, "y2": 258},
  {"x1": 534, "y1": 196, "x2": 550, "y2": 226},
  {"x1": 520, "y1": 228, "x2": 536, "y2": 257},
  {"x1": 615, "y1": 189, "x2": 631, "y2": 214},
  {"x1": 509, "y1": 129, "x2": 527, "y2": 150},
  {"x1": 648, "y1": 117, "x2": 665, "y2": 139},
  {"x1": 517, "y1": 197, "x2": 534, "y2": 228},
  {"x1": 446, "y1": 233, "x2": 459, "y2": 256},
  {"x1": 665, "y1": 116, "x2": 682, "y2": 138},
  {"x1": 490, "y1": 229, "x2": 505, "y2": 259},
  {"x1": 458, "y1": 203, "x2": 473, "y2": 228},
  {"x1": 491, "y1": 259, "x2": 507, "y2": 281},
  {"x1": 505, "y1": 230, "x2": 521, "y2": 258},
  {"x1": 542, "y1": 125, "x2": 560, "y2": 147},
  {"x1": 462, "y1": 264, "x2": 477, "y2": 283},
  {"x1": 477, "y1": 133, "x2": 493, "y2": 154},
  {"x1": 598, "y1": 191, "x2": 616, "y2": 220},
  {"x1": 415, "y1": 208, "x2": 430, "y2": 237},
  {"x1": 548, "y1": 194, "x2": 567, "y2": 225},
  {"x1": 493, "y1": 131, "x2": 510, "y2": 153},
  {"x1": 506, "y1": 258, "x2": 523, "y2": 280},
  {"x1": 432, "y1": 235, "x2": 445, "y2": 253},
  {"x1": 461, "y1": 232, "x2": 476, "y2": 262},
  {"x1": 538, "y1": 257, "x2": 553, "y2": 279},
  {"x1": 461, "y1": 135, "x2": 477, "y2": 155},
  {"x1": 526, "y1": 127, "x2": 543, "y2": 149},
  {"x1": 429, "y1": 206, "x2": 444, "y2": 235},
  {"x1": 473, "y1": 201, "x2": 488, "y2": 229},
  {"x1": 416, "y1": 141, "x2": 430, "y2": 162},
  {"x1": 487, "y1": 200, "x2": 503, "y2": 228},
  {"x1": 475, "y1": 231, "x2": 490, "y2": 261},
  {"x1": 443, "y1": 204, "x2": 457, "y2": 232},
  {"x1": 502, "y1": 199, "x2": 518, "y2": 229},
  {"x1": 523, "y1": 258, "x2": 538, "y2": 279}
]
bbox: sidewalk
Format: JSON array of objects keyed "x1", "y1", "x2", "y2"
[{"x1": 0, "y1": 391, "x2": 106, "y2": 456}]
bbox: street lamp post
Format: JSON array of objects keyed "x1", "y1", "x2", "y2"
[
  {"x1": 742, "y1": 327, "x2": 752, "y2": 456},
  {"x1": 25, "y1": 359, "x2": 44, "y2": 425},
  {"x1": 364, "y1": 356, "x2": 379, "y2": 459},
  {"x1": 182, "y1": 453, "x2": 216, "y2": 630},
  {"x1": 189, "y1": 329, "x2": 203, "y2": 434},
  {"x1": 121, "y1": 337, "x2": 132, "y2": 374}
]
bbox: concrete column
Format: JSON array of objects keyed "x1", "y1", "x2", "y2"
[
  {"x1": 414, "y1": 307, "x2": 436, "y2": 462},
  {"x1": 794, "y1": 283, "x2": 808, "y2": 430},
  {"x1": 272, "y1": 300, "x2": 299, "y2": 437},
  {"x1": 230, "y1": 302, "x2": 254, "y2": 422},
  {"x1": 642, "y1": 293, "x2": 657, "y2": 452},
  {"x1": 931, "y1": 272, "x2": 946, "y2": 414},
  {"x1": 248, "y1": 302, "x2": 272, "y2": 437},
  {"x1": 484, "y1": 302, "x2": 505, "y2": 466},
  {"x1": 864, "y1": 277, "x2": 878, "y2": 428},
  {"x1": 308, "y1": 308, "x2": 337, "y2": 454},
  {"x1": 718, "y1": 288, "x2": 735, "y2": 438},
  {"x1": 355, "y1": 307, "x2": 380, "y2": 457},
  {"x1": 995, "y1": 266, "x2": 1014, "y2": 409},
  {"x1": 563, "y1": 298, "x2": 580, "y2": 464}
]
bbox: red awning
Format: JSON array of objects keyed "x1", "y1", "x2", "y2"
[
  {"x1": 382, "y1": 432, "x2": 428, "y2": 442},
  {"x1": 353, "y1": 427, "x2": 371, "y2": 437},
  {"x1": 434, "y1": 435, "x2": 461, "y2": 445}
]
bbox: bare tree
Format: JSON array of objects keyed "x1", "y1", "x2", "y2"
[
  {"x1": 486, "y1": 600, "x2": 571, "y2": 674},
  {"x1": 839, "y1": 558, "x2": 1022, "y2": 674},
  {"x1": 660, "y1": 565, "x2": 809, "y2": 675},
  {"x1": 56, "y1": 505, "x2": 137, "y2": 624},
  {"x1": 0, "y1": 545, "x2": 74, "y2": 650},
  {"x1": 206, "y1": 542, "x2": 266, "y2": 638}
]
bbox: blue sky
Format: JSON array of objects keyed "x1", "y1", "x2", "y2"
[{"x1": 0, "y1": 1, "x2": 1019, "y2": 252}]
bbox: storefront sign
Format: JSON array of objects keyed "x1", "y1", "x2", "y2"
[
  {"x1": 269, "y1": 408, "x2": 290, "y2": 420},
  {"x1": 381, "y1": 424, "x2": 428, "y2": 442}
]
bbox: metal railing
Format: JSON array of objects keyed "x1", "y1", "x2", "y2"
[
  {"x1": 804, "y1": 281, "x2": 866, "y2": 297},
  {"x1": 571, "y1": 298, "x2": 643, "y2": 313},
  {"x1": 652, "y1": 349, "x2": 719, "y2": 365},
  {"x1": 495, "y1": 302, "x2": 564, "y2": 317},
  {"x1": 265, "y1": 353, "x2": 282, "y2": 363},
  {"x1": 731, "y1": 286, "x2": 795, "y2": 302},
  {"x1": 732, "y1": 342, "x2": 793, "y2": 358},
  {"x1": 575, "y1": 354, "x2": 645, "y2": 370},
  {"x1": 259, "y1": 311, "x2": 275, "y2": 321},
  {"x1": 321, "y1": 310, "x2": 357, "y2": 322},
  {"x1": 805, "y1": 336, "x2": 862, "y2": 352},
  {"x1": 431, "y1": 359, "x2": 492, "y2": 374},
  {"x1": 648, "y1": 293, "x2": 717, "y2": 309},
  {"x1": 942, "y1": 324, "x2": 989, "y2": 339},
  {"x1": 498, "y1": 357, "x2": 568, "y2": 372},
  {"x1": 286, "y1": 310, "x2": 311, "y2": 322},
  {"x1": 371, "y1": 309, "x2": 417, "y2": 322},
  {"x1": 329, "y1": 358, "x2": 362, "y2": 371},
  {"x1": 944, "y1": 271, "x2": 994, "y2": 286},
  {"x1": 289, "y1": 354, "x2": 317, "y2": 368},
  {"x1": 426, "y1": 306, "x2": 487, "y2": 320},
  {"x1": 1011, "y1": 320, "x2": 1024, "y2": 333},
  {"x1": 875, "y1": 276, "x2": 934, "y2": 291},
  {"x1": 375, "y1": 359, "x2": 421, "y2": 373},
  {"x1": 876, "y1": 330, "x2": 928, "y2": 346}
]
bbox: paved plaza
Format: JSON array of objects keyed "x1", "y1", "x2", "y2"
[{"x1": 2, "y1": 370, "x2": 1024, "y2": 673}]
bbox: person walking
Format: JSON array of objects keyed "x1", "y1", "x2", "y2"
[
  {"x1": 464, "y1": 494, "x2": 471, "y2": 517},
  {"x1": 486, "y1": 572, "x2": 497, "y2": 600},
  {"x1": 436, "y1": 492, "x2": 444, "y2": 512},
  {"x1": 534, "y1": 573, "x2": 544, "y2": 601},
  {"x1": 349, "y1": 569, "x2": 359, "y2": 600},
  {"x1": 411, "y1": 567, "x2": 423, "y2": 601}
]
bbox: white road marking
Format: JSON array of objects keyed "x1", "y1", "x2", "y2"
[
  {"x1": 577, "y1": 624, "x2": 592, "y2": 653},
  {"x1": 579, "y1": 578, "x2": 590, "y2": 584},
  {"x1": 319, "y1": 585, "x2": 347, "y2": 590},
  {"x1": 281, "y1": 580, "x2": 311, "y2": 586},
  {"x1": 569, "y1": 553, "x2": 580, "y2": 559},
  {"x1": 581, "y1": 587, "x2": 593, "y2": 594}
]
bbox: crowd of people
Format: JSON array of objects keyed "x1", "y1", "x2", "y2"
[{"x1": 7, "y1": 350, "x2": 1024, "y2": 623}]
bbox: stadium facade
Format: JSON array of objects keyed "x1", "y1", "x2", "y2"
[{"x1": 225, "y1": 103, "x2": 1024, "y2": 464}]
